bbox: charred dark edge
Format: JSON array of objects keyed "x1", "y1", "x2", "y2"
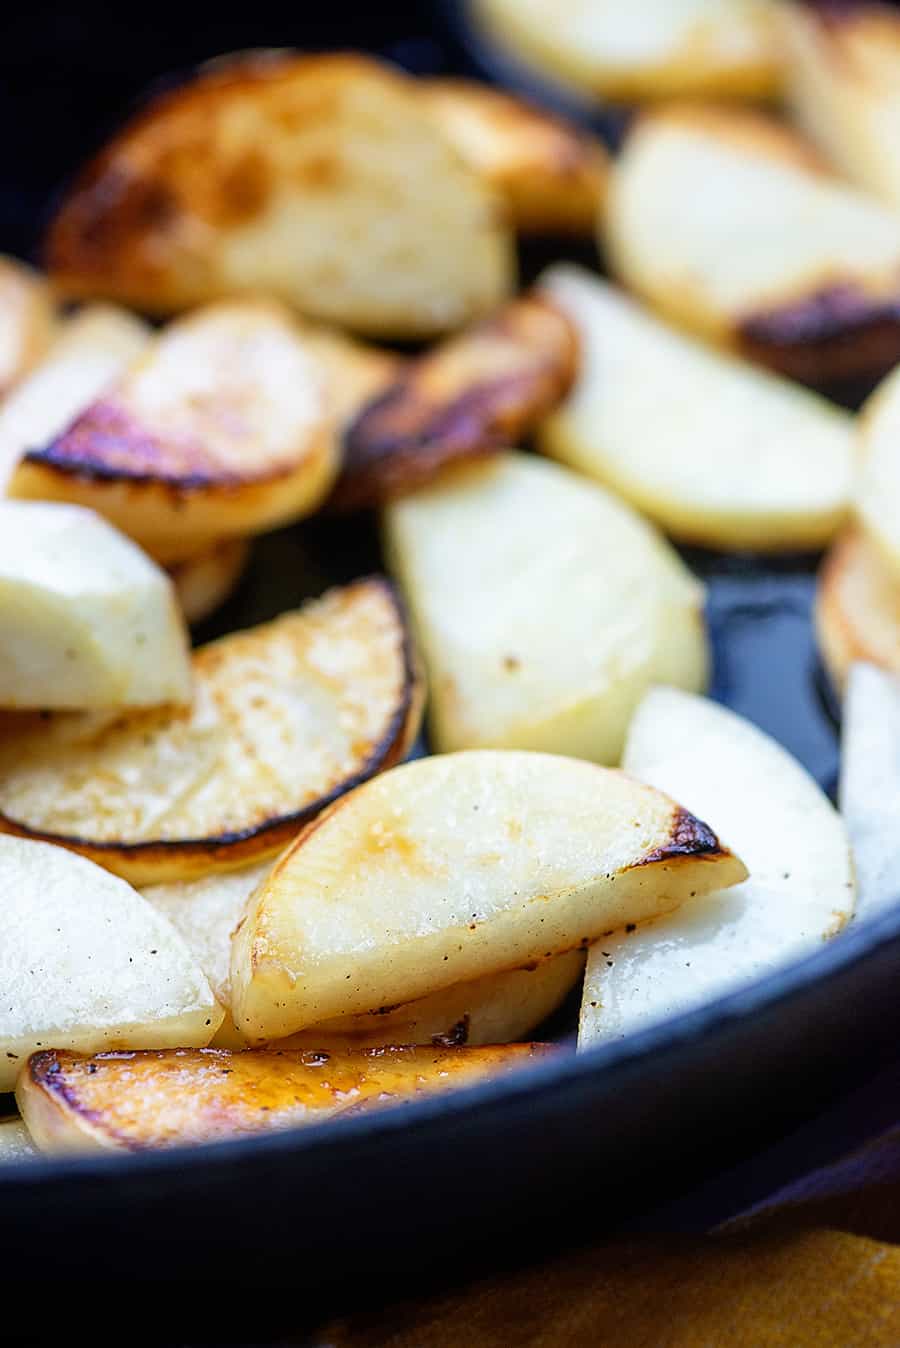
[
  {"x1": 0, "y1": 575, "x2": 422, "y2": 865},
  {"x1": 330, "y1": 294, "x2": 579, "y2": 511},
  {"x1": 26, "y1": 1048, "x2": 248, "y2": 1153},
  {"x1": 631, "y1": 807, "x2": 729, "y2": 869},
  {"x1": 26, "y1": 1041, "x2": 553, "y2": 1144},
  {"x1": 794, "y1": 1, "x2": 872, "y2": 26},
  {"x1": 21, "y1": 441, "x2": 316, "y2": 493},
  {"x1": 27, "y1": 1044, "x2": 324, "y2": 1154},
  {"x1": 330, "y1": 438, "x2": 501, "y2": 513},
  {"x1": 737, "y1": 285, "x2": 900, "y2": 386},
  {"x1": 24, "y1": 1050, "x2": 147, "y2": 1153},
  {"x1": 430, "y1": 1016, "x2": 471, "y2": 1049}
]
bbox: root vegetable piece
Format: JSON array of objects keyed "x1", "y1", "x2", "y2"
[
  {"x1": 782, "y1": 3, "x2": 900, "y2": 213},
  {"x1": 45, "y1": 52, "x2": 514, "y2": 338},
  {"x1": 470, "y1": 0, "x2": 781, "y2": 102},
  {"x1": 0, "y1": 836, "x2": 221, "y2": 1090},
  {"x1": 0, "y1": 256, "x2": 56, "y2": 400},
  {"x1": 539, "y1": 264, "x2": 853, "y2": 551},
  {"x1": 840, "y1": 661, "x2": 900, "y2": 922},
  {"x1": 331, "y1": 294, "x2": 578, "y2": 511},
  {"x1": 604, "y1": 105, "x2": 900, "y2": 386},
  {"x1": 143, "y1": 861, "x2": 582, "y2": 1049},
  {"x1": 0, "y1": 304, "x2": 151, "y2": 492},
  {"x1": 0, "y1": 578, "x2": 423, "y2": 884},
  {"x1": 580, "y1": 689, "x2": 854, "y2": 1047},
  {"x1": 230, "y1": 749, "x2": 745, "y2": 1040},
  {"x1": 18, "y1": 1043, "x2": 553, "y2": 1152},
  {"x1": 297, "y1": 321, "x2": 402, "y2": 431},
  {"x1": 142, "y1": 861, "x2": 271, "y2": 1037},
  {"x1": 0, "y1": 501, "x2": 191, "y2": 709},
  {"x1": 10, "y1": 301, "x2": 336, "y2": 564},
  {"x1": 278, "y1": 955, "x2": 584, "y2": 1053},
  {"x1": 421, "y1": 78, "x2": 607, "y2": 234},
  {"x1": 384, "y1": 452, "x2": 708, "y2": 762}
]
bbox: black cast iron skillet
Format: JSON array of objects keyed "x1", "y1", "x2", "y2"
[{"x1": 0, "y1": 2, "x2": 897, "y2": 1329}]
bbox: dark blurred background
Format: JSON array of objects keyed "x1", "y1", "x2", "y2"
[
  {"x1": 0, "y1": 0, "x2": 457, "y2": 259},
  {"x1": 10, "y1": 1, "x2": 900, "y2": 265}
]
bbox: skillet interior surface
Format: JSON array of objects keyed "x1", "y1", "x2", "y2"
[{"x1": 0, "y1": 0, "x2": 897, "y2": 1316}]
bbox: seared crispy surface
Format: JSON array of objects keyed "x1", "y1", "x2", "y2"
[
  {"x1": 45, "y1": 52, "x2": 514, "y2": 337},
  {"x1": 19, "y1": 1043, "x2": 553, "y2": 1151},
  {"x1": 331, "y1": 294, "x2": 579, "y2": 510},
  {"x1": 10, "y1": 300, "x2": 336, "y2": 562},
  {"x1": 32, "y1": 302, "x2": 326, "y2": 482},
  {"x1": 421, "y1": 78, "x2": 607, "y2": 233},
  {"x1": 0, "y1": 578, "x2": 422, "y2": 883},
  {"x1": 738, "y1": 283, "x2": 900, "y2": 386}
]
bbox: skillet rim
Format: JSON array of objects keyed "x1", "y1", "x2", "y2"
[{"x1": 3, "y1": 891, "x2": 898, "y2": 1189}]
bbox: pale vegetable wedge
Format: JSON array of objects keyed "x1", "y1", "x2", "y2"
[
  {"x1": 539, "y1": 266, "x2": 854, "y2": 551},
  {"x1": 18, "y1": 1043, "x2": 552, "y2": 1153},
  {"x1": 857, "y1": 364, "x2": 900, "y2": 586},
  {"x1": 604, "y1": 105, "x2": 900, "y2": 386},
  {"x1": 167, "y1": 538, "x2": 250, "y2": 625},
  {"x1": 0, "y1": 1117, "x2": 37, "y2": 1163},
  {"x1": 0, "y1": 502, "x2": 192, "y2": 709},
  {"x1": 420, "y1": 78, "x2": 608, "y2": 234},
  {"x1": 0, "y1": 304, "x2": 150, "y2": 492},
  {"x1": 384, "y1": 452, "x2": 708, "y2": 762},
  {"x1": 10, "y1": 301, "x2": 336, "y2": 564},
  {"x1": 471, "y1": 0, "x2": 780, "y2": 102},
  {"x1": 142, "y1": 862, "x2": 272, "y2": 1015},
  {"x1": 0, "y1": 578, "x2": 423, "y2": 884},
  {"x1": 0, "y1": 256, "x2": 56, "y2": 401},
  {"x1": 782, "y1": 3, "x2": 900, "y2": 213},
  {"x1": 280, "y1": 955, "x2": 584, "y2": 1053},
  {"x1": 46, "y1": 52, "x2": 514, "y2": 338},
  {"x1": 579, "y1": 689, "x2": 854, "y2": 1048},
  {"x1": 231, "y1": 750, "x2": 745, "y2": 1040},
  {"x1": 840, "y1": 662, "x2": 900, "y2": 922},
  {"x1": 816, "y1": 531, "x2": 900, "y2": 693},
  {"x1": 0, "y1": 836, "x2": 221, "y2": 1091},
  {"x1": 143, "y1": 861, "x2": 582, "y2": 1050},
  {"x1": 297, "y1": 321, "x2": 402, "y2": 432}
]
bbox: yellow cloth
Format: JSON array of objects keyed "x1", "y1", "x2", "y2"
[
  {"x1": 319, "y1": 1128, "x2": 900, "y2": 1347},
  {"x1": 323, "y1": 1231, "x2": 900, "y2": 1347}
]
